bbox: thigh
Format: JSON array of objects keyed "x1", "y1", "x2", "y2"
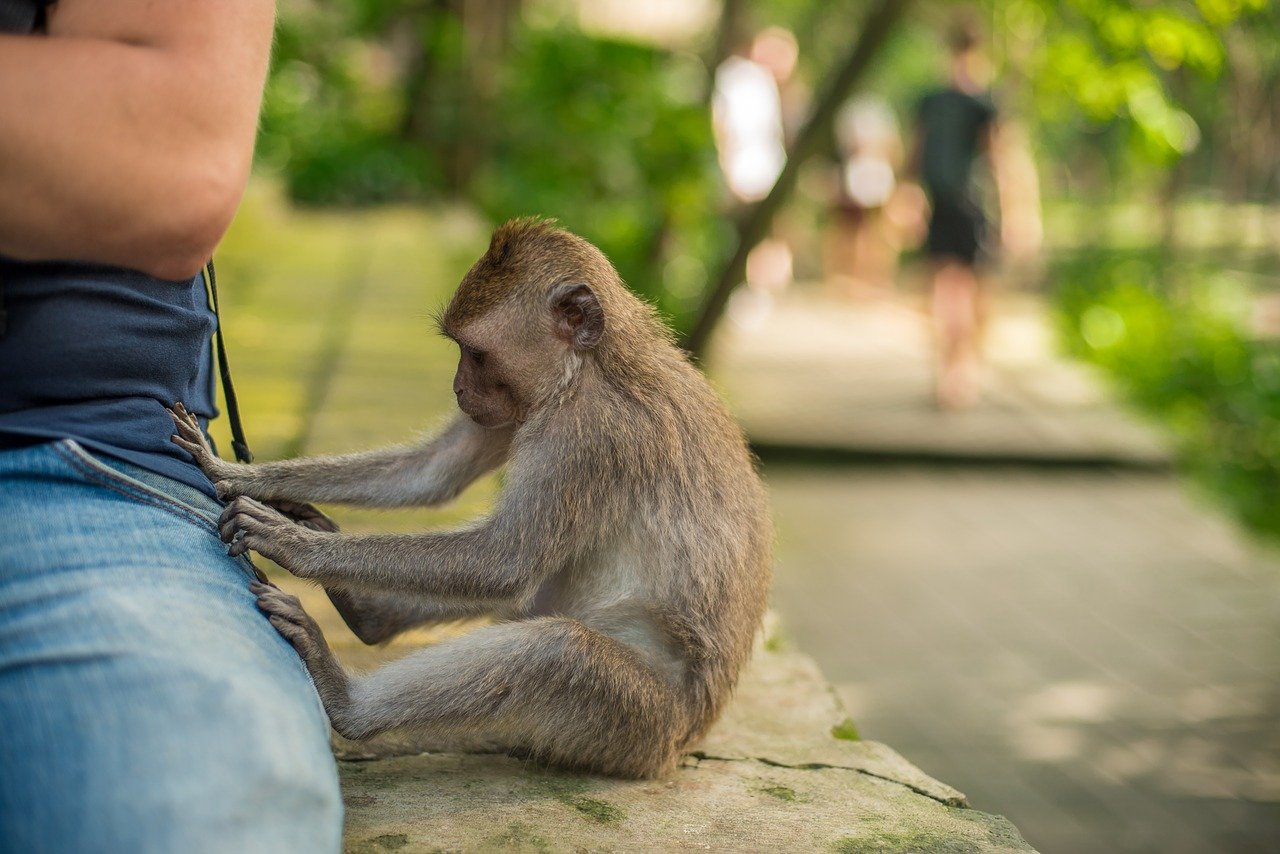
[{"x1": 0, "y1": 442, "x2": 342, "y2": 854}]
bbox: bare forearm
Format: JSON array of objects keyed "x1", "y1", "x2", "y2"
[{"x1": 0, "y1": 1, "x2": 274, "y2": 279}]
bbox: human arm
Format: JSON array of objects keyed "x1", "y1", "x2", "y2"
[
  {"x1": 986, "y1": 120, "x2": 1043, "y2": 260},
  {"x1": 0, "y1": 0, "x2": 275, "y2": 280}
]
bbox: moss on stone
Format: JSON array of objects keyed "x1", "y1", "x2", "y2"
[
  {"x1": 832, "y1": 831, "x2": 984, "y2": 853},
  {"x1": 831, "y1": 717, "x2": 862, "y2": 741},
  {"x1": 532, "y1": 774, "x2": 626, "y2": 824},
  {"x1": 760, "y1": 784, "x2": 800, "y2": 802},
  {"x1": 482, "y1": 822, "x2": 553, "y2": 851},
  {"x1": 567, "y1": 796, "x2": 626, "y2": 824},
  {"x1": 349, "y1": 832, "x2": 410, "y2": 852}
]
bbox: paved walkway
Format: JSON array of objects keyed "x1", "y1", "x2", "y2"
[
  {"x1": 712, "y1": 293, "x2": 1280, "y2": 853},
  {"x1": 715, "y1": 292, "x2": 1170, "y2": 467}
]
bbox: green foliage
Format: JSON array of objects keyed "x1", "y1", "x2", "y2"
[
  {"x1": 1054, "y1": 248, "x2": 1280, "y2": 540},
  {"x1": 996, "y1": 0, "x2": 1246, "y2": 166},
  {"x1": 470, "y1": 27, "x2": 728, "y2": 329},
  {"x1": 258, "y1": 6, "x2": 727, "y2": 330},
  {"x1": 259, "y1": 7, "x2": 441, "y2": 205}
]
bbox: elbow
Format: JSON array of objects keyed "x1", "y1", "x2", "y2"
[{"x1": 131, "y1": 146, "x2": 251, "y2": 281}]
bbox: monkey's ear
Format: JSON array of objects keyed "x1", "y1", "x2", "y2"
[{"x1": 549, "y1": 282, "x2": 604, "y2": 350}]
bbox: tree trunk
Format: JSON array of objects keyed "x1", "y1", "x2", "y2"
[
  {"x1": 681, "y1": 0, "x2": 912, "y2": 358},
  {"x1": 703, "y1": 0, "x2": 746, "y2": 104}
]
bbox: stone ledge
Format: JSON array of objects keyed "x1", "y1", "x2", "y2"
[{"x1": 335, "y1": 626, "x2": 1036, "y2": 853}]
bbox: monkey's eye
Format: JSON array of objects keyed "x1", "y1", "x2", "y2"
[{"x1": 463, "y1": 346, "x2": 486, "y2": 367}]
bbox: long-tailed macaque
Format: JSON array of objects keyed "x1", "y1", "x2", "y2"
[{"x1": 169, "y1": 219, "x2": 772, "y2": 778}]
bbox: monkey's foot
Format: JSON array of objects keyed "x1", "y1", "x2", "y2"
[
  {"x1": 221, "y1": 495, "x2": 314, "y2": 571},
  {"x1": 166, "y1": 401, "x2": 232, "y2": 492},
  {"x1": 252, "y1": 583, "x2": 327, "y2": 662}
]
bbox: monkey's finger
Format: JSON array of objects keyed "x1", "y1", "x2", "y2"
[
  {"x1": 175, "y1": 401, "x2": 195, "y2": 423},
  {"x1": 175, "y1": 418, "x2": 205, "y2": 444},
  {"x1": 221, "y1": 496, "x2": 271, "y2": 524},
  {"x1": 169, "y1": 417, "x2": 207, "y2": 451},
  {"x1": 222, "y1": 496, "x2": 273, "y2": 523},
  {"x1": 220, "y1": 504, "x2": 278, "y2": 537},
  {"x1": 254, "y1": 584, "x2": 301, "y2": 606},
  {"x1": 172, "y1": 418, "x2": 197, "y2": 439},
  {"x1": 266, "y1": 615, "x2": 310, "y2": 648},
  {"x1": 235, "y1": 496, "x2": 283, "y2": 520},
  {"x1": 171, "y1": 435, "x2": 205, "y2": 459},
  {"x1": 223, "y1": 515, "x2": 263, "y2": 544},
  {"x1": 219, "y1": 513, "x2": 247, "y2": 543}
]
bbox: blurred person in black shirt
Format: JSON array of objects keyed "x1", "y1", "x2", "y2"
[{"x1": 910, "y1": 13, "x2": 1038, "y2": 409}]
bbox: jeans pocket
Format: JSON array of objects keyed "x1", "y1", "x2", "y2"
[{"x1": 52, "y1": 440, "x2": 222, "y2": 535}]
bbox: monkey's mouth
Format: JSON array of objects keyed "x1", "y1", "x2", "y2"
[{"x1": 460, "y1": 404, "x2": 514, "y2": 429}]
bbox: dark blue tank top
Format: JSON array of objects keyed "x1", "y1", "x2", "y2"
[
  {"x1": 0, "y1": 3, "x2": 222, "y2": 498},
  {"x1": 0, "y1": 260, "x2": 221, "y2": 498}
]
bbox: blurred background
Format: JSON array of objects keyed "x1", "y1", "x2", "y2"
[{"x1": 208, "y1": 1, "x2": 1280, "y2": 851}]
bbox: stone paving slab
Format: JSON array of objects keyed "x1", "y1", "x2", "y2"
[
  {"x1": 330, "y1": 632, "x2": 1031, "y2": 853},
  {"x1": 766, "y1": 466, "x2": 1280, "y2": 854},
  {"x1": 338, "y1": 752, "x2": 1028, "y2": 854},
  {"x1": 710, "y1": 293, "x2": 1171, "y2": 467},
  {"x1": 266, "y1": 570, "x2": 1033, "y2": 852}
]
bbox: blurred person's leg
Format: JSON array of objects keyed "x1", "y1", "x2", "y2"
[
  {"x1": 823, "y1": 208, "x2": 861, "y2": 297},
  {"x1": 0, "y1": 439, "x2": 342, "y2": 854},
  {"x1": 930, "y1": 259, "x2": 983, "y2": 409}
]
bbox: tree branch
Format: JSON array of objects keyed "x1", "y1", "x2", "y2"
[{"x1": 681, "y1": 0, "x2": 912, "y2": 358}]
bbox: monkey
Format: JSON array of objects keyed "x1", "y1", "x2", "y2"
[{"x1": 168, "y1": 219, "x2": 772, "y2": 779}]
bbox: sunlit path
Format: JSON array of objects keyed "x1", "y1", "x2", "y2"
[{"x1": 716, "y1": 292, "x2": 1280, "y2": 853}]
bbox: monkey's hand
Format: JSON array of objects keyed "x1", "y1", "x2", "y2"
[
  {"x1": 167, "y1": 402, "x2": 242, "y2": 496},
  {"x1": 252, "y1": 582, "x2": 328, "y2": 667},
  {"x1": 220, "y1": 495, "x2": 328, "y2": 577},
  {"x1": 264, "y1": 499, "x2": 341, "y2": 534}
]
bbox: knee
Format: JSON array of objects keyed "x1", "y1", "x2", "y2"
[{"x1": 183, "y1": 674, "x2": 344, "y2": 851}]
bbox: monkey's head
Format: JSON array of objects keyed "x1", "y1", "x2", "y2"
[{"x1": 440, "y1": 219, "x2": 621, "y2": 428}]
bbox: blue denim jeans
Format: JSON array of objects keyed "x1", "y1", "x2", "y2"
[{"x1": 0, "y1": 440, "x2": 342, "y2": 853}]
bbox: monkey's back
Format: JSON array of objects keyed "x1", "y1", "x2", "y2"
[{"x1": 583, "y1": 344, "x2": 773, "y2": 743}]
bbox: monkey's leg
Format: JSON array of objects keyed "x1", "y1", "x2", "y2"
[
  {"x1": 251, "y1": 584, "x2": 352, "y2": 716},
  {"x1": 256, "y1": 589, "x2": 688, "y2": 778}
]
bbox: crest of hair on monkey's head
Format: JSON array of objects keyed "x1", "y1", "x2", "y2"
[{"x1": 443, "y1": 218, "x2": 626, "y2": 333}]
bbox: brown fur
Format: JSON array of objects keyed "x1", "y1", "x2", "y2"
[{"x1": 171, "y1": 220, "x2": 772, "y2": 778}]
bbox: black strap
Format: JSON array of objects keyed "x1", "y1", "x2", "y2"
[
  {"x1": 0, "y1": 0, "x2": 51, "y2": 34},
  {"x1": 203, "y1": 260, "x2": 253, "y2": 463}
]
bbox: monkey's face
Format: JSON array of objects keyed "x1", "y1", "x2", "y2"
[
  {"x1": 446, "y1": 292, "x2": 596, "y2": 429},
  {"x1": 446, "y1": 301, "x2": 554, "y2": 428},
  {"x1": 452, "y1": 336, "x2": 523, "y2": 428}
]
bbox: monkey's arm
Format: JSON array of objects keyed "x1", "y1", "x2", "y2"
[
  {"x1": 221, "y1": 485, "x2": 571, "y2": 607},
  {"x1": 169, "y1": 404, "x2": 511, "y2": 508}
]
